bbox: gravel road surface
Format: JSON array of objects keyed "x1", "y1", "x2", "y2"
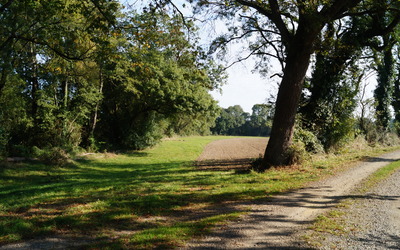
[
  {"x1": 185, "y1": 149, "x2": 400, "y2": 249},
  {"x1": 318, "y1": 169, "x2": 400, "y2": 249}
]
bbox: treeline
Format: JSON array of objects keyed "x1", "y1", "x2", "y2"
[
  {"x1": 0, "y1": 1, "x2": 223, "y2": 158},
  {"x1": 211, "y1": 104, "x2": 273, "y2": 136}
]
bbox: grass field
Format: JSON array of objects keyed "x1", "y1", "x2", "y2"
[{"x1": 0, "y1": 136, "x2": 398, "y2": 249}]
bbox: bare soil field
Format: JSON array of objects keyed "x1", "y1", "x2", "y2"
[{"x1": 195, "y1": 137, "x2": 268, "y2": 170}]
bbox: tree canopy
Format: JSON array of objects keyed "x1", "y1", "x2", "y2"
[
  {"x1": 174, "y1": 0, "x2": 400, "y2": 167},
  {"x1": 0, "y1": 1, "x2": 224, "y2": 157}
]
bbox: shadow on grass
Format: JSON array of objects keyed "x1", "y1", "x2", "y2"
[
  {"x1": 0, "y1": 156, "x2": 267, "y2": 247},
  {"x1": 194, "y1": 158, "x2": 254, "y2": 171},
  {"x1": 2, "y1": 154, "x2": 399, "y2": 249}
]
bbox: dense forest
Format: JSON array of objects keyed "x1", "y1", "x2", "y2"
[
  {"x1": 0, "y1": 0, "x2": 225, "y2": 160},
  {"x1": 2, "y1": 0, "x2": 400, "y2": 166}
]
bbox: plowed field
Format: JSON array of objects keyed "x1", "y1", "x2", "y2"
[{"x1": 195, "y1": 137, "x2": 268, "y2": 170}]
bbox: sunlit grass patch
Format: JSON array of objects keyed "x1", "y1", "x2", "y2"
[
  {"x1": 127, "y1": 212, "x2": 243, "y2": 249},
  {"x1": 311, "y1": 210, "x2": 347, "y2": 235},
  {"x1": 356, "y1": 159, "x2": 400, "y2": 192}
]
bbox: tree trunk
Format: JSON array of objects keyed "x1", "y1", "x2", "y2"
[
  {"x1": 374, "y1": 44, "x2": 394, "y2": 130},
  {"x1": 90, "y1": 67, "x2": 104, "y2": 136},
  {"x1": 262, "y1": 24, "x2": 320, "y2": 168},
  {"x1": 0, "y1": 67, "x2": 8, "y2": 96},
  {"x1": 29, "y1": 43, "x2": 39, "y2": 127}
]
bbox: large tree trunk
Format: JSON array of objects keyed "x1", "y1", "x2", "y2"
[{"x1": 262, "y1": 24, "x2": 320, "y2": 168}]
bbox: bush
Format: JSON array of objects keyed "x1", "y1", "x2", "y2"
[
  {"x1": 293, "y1": 126, "x2": 324, "y2": 154},
  {"x1": 286, "y1": 141, "x2": 308, "y2": 165},
  {"x1": 379, "y1": 132, "x2": 400, "y2": 146},
  {"x1": 0, "y1": 126, "x2": 8, "y2": 159},
  {"x1": 36, "y1": 147, "x2": 70, "y2": 166}
]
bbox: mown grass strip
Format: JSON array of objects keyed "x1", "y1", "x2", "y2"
[{"x1": 356, "y1": 159, "x2": 400, "y2": 193}]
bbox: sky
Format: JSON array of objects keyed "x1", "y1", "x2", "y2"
[
  {"x1": 210, "y1": 63, "x2": 278, "y2": 113},
  {"x1": 122, "y1": 0, "x2": 377, "y2": 115},
  {"x1": 122, "y1": 0, "x2": 277, "y2": 113}
]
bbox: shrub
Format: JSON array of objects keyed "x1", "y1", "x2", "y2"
[
  {"x1": 37, "y1": 147, "x2": 70, "y2": 166},
  {"x1": 379, "y1": 132, "x2": 400, "y2": 146},
  {"x1": 293, "y1": 126, "x2": 324, "y2": 154},
  {"x1": 286, "y1": 141, "x2": 308, "y2": 165},
  {"x1": 0, "y1": 126, "x2": 8, "y2": 159}
]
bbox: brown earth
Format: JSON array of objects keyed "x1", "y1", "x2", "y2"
[{"x1": 195, "y1": 137, "x2": 268, "y2": 171}]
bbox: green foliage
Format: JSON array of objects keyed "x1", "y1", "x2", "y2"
[
  {"x1": 300, "y1": 34, "x2": 361, "y2": 151},
  {"x1": 0, "y1": 124, "x2": 7, "y2": 158},
  {"x1": 212, "y1": 104, "x2": 273, "y2": 136},
  {"x1": 374, "y1": 47, "x2": 394, "y2": 130},
  {"x1": 293, "y1": 126, "x2": 324, "y2": 154},
  {"x1": 286, "y1": 141, "x2": 308, "y2": 165},
  {"x1": 247, "y1": 104, "x2": 274, "y2": 136},
  {"x1": 391, "y1": 56, "x2": 400, "y2": 136},
  {"x1": 212, "y1": 105, "x2": 247, "y2": 135},
  {"x1": 96, "y1": 10, "x2": 221, "y2": 150},
  {"x1": 34, "y1": 147, "x2": 71, "y2": 166},
  {"x1": 0, "y1": 3, "x2": 224, "y2": 154}
]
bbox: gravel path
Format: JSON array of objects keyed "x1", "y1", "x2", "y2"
[
  {"x1": 318, "y1": 169, "x2": 400, "y2": 249},
  {"x1": 184, "y1": 150, "x2": 400, "y2": 249}
]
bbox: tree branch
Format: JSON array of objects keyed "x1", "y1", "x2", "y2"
[
  {"x1": 224, "y1": 44, "x2": 264, "y2": 69},
  {"x1": 234, "y1": 0, "x2": 292, "y2": 44},
  {"x1": 12, "y1": 35, "x2": 92, "y2": 61}
]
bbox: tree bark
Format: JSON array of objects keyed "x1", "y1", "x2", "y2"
[
  {"x1": 262, "y1": 23, "x2": 321, "y2": 167},
  {"x1": 0, "y1": 67, "x2": 8, "y2": 96},
  {"x1": 90, "y1": 67, "x2": 104, "y2": 137},
  {"x1": 29, "y1": 43, "x2": 39, "y2": 126}
]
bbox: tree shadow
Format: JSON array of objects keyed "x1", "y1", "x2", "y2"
[
  {"x1": 363, "y1": 156, "x2": 400, "y2": 163},
  {"x1": 194, "y1": 158, "x2": 254, "y2": 171},
  {"x1": 1, "y1": 155, "x2": 399, "y2": 249}
]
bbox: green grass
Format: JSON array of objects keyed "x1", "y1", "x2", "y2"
[
  {"x1": 356, "y1": 159, "x2": 400, "y2": 192},
  {"x1": 0, "y1": 136, "x2": 399, "y2": 249}
]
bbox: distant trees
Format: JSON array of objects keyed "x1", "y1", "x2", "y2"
[{"x1": 212, "y1": 104, "x2": 273, "y2": 137}]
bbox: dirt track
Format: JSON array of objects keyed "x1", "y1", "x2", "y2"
[{"x1": 186, "y1": 138, "x2": 400, "y2": 249}]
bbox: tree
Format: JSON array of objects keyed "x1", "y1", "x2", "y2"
[
  {"x1": 248, "y1": 104, "x2": 273, "y2": 136},
  {"x1": 392, "y1": 47, "x2": 400, "y2": 135},
  {"x1": 0, "y1": 0, "x2": 120, "y2": 154},
  {"x1": 374, "y1": 44, "x2": 395, "y2": 130},
  {"x1": 97, "y1": 9, "x2": 220, "y2": 149},
  {"x1": 181, "y1": 0, "x2": 388, "y2": 167},
  {"x1": 212, "y1": 105, "x2": 248, "y2": 135}
]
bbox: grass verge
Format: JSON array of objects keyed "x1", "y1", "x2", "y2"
[{"x1": 0, "y1": 136, "x2": 399, "y2": 249}]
